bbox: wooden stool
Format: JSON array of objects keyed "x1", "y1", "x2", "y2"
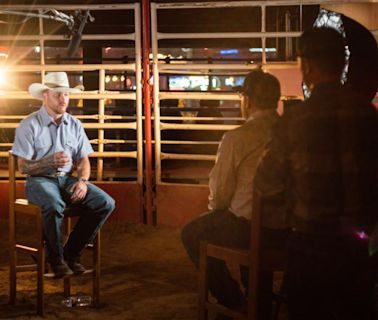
[
  {"x1": 8, "y1": 151, "x2": 101, "y2": 316},
  {"x1": 198, "y1": 190, "x2": 286, "y2": 320}
]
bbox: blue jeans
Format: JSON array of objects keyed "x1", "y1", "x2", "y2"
[{"x1": 25, "y1": 176, "x2": 115, "y2": 264}]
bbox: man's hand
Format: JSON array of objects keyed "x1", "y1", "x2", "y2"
[
  {"x1": 70, "y1": 180, "x2": 88, "y2": 203},
  {"x1": 53, "y1": 151, "x2": 72, "y2": 169}
]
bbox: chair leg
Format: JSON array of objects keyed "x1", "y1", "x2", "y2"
[
  {"x1": 93, "y1": 232, "x2": 101, "y2": 307},
  {"x1": 36, "y1": 213, "x2": 45, "y2": 316},
  {"x1": 63, "y1": 217, "x2": 72, "y2": 298},
  {"x1": 63, "y1": 278, "x2": 71, "y2": 298},
  {"x1": 9, "y1": 248, "x2": 16, "y2": 305},
  {"x1": 36, "y1": 249, "x2": 44, "y2": 316},
  {"x1": 198, "y1": 242, "x2": 208, "y2": 320},
  {"x1": 9, "y1": 203, "x2": 16, "y2": 306}
]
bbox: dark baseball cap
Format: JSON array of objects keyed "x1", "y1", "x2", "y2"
[{"x1": 236, "y1": 70, "x2": 281, "y2": 109}]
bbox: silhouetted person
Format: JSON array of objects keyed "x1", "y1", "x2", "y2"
[{"x1": 254, "y1": 27, "x2": 378, "y2": 320}]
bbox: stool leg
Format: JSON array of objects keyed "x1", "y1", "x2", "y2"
[
  {"x1": 36, "y1": 212, "x2": 44, "y2": 316},
  {"x1": 9, "y1": 206, "x2": 16, "y2": 305},
  {"x1": 93, "y1": 232, "x2": 101, "y2": 307},
  {"x1": 198, "y1": 242, "x2": 208, "y2": 320},
  {"x1": 9, "y1": 249, "x2": 16, "y2": 305},
  {"x1": 64, "y1": 217, "x2": 71, "y2": 298},
  {"x1": 63, "y1": 278, "x2": 71, "y2": 297},
  {"x1": 36, "y1": 252, "x2": 44, "y2": 315}
]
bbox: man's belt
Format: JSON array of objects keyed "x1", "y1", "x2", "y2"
[
  {"x1": 50, "y1": 171, "x2": 71, "y2": 177},
  {"x1": 30, "y1": 171, "x2": 71, "y2": 178}
]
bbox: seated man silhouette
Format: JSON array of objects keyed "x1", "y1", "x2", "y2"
[
  {"x1": 254, "y1": 27, "x2": 377, "y2": 320},
  {"x1": 181, "y1": 70, "x2": 289, "y2": 318}
]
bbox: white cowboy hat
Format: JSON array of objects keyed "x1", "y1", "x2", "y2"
[{"x1": 28, "y1": 72, "x2": 84, "y2": 100}]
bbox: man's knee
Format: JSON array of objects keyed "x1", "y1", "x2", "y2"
[
  {"x1": 42, "y1": 201, "x2": 65, "y2": 218},
  {"x1": 87, "y1": 185, "x2": 115, "y2": 214},
  {"x1": 181, "y1": 219, "x2": 200, "y2": 252},
  {"x1": 181, "y1": 212, "x2": 214, "y2": 248},
  {"x1": 97, "y1": 194, "x2": 115, "y2": 218},
  {"x1": 104, "y1": 195, "x2": 115, "y2": 213},
  {"x1": 181, "y1": 223, "x2": 191, "y2": 249}
]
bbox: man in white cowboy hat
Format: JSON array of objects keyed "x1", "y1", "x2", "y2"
[{"x1": 12, "y1": 72, "x2": 115, "y2": 278}]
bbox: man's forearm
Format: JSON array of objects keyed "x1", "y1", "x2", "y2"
[
  {"x1": 76, "y1": 157, "x2": 91, "y2": 180},
  {"x1": 18, "y1": 155, "x2": 55, "y2": 176}
]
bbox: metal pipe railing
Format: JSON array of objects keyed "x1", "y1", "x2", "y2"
[
  {"x1": 0, "y1": 4, "x2": 137, "y2": 10},
  {"x1": 0, "y1": 64, "x2": 136, "y2": 71},
  {"x1": 0, "y1": 3, "x2": 143, "y2": 186},
  {"x1": 154, "y1": 0, "x2": 351, "y2": 9},
  {"x1": 150, "y1": 1, "x2": 308, "y2": 184},
  {"x1": 0, "y1": 92, "x2": 137, "y2": 100},
  {"x1": 134, "y1": 3, "x2": 144, "y2": 188},
  {"x1": 158, "y1": 63, "x2": 299, "y2": 70},
  {"x1": 96, "y1": 69, "x2": 106, "y2": 181},
  {"x1": 151, "y1": 2, "x2": 163, "y2": 185},
  {"x1": 142, "y1": 0, "x2": 154, "y2": 225},
  {"x1": 0, "y1": 123, "x2": 137, "y2": 129},
  {"x1": 156, "y1": 31, "x2": 302, "y2": 40},
  {"x1": 0, "y1": 34, "x2": 136, "y2": 41}
]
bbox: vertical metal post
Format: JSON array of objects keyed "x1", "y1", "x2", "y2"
[
  {"x1": 261, "y1": 5, "x2": 267, "y2": 65},
  {"x1": 151, "y1": 4, "x2": 161, "y2": 185},
  {"x1": 8, "y1": 152, "x2": 16, "y2": 306},
  {"x1": 285, "y1": 10, "x2": 292, "y2": 60},
  {"x1": 134, "y1": 4, "x2": 143, "y2": 185},
  {"x1": 97, "y1": 69, "x2": 105, "y2": 181},
  {"x1": 134, "y1": 3, "x2": 144, "y2": 222},
  {"x1": 142, "y1": 0, "x2": 154, "y2": 225},
  {"x1": 38, "y1": 11, "x2": 45, "y2": 83}
]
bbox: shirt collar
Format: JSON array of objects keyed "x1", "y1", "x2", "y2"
[
  {"x1": 247, "y1": 109, "x2": 275, "y2": 122},
  {"x1": 38, "y1": 106, "x2": 68, "y2": 126}
]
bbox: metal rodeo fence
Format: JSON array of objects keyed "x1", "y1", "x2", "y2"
[
  {"x1": 0, "y1": 3, "x2": 143, "y2": 222},
  {"x1": 1, "y1": 1, "x2": 375, "y2": 226},
  {"x1": 150, "y1": 1, "x2": 311, "y2": 226}
]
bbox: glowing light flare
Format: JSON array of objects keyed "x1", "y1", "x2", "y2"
[
  {"x1": 355, "y1": 231, "x2": 369, "y2": 240},
  {"x1": 0, "y1": 68, "x2": 7, "y2": 87},
  {"x1": 0, "y1": 46, "x2": 8, "y2": 62}
]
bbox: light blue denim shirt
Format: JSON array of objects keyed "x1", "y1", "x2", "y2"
[{"x1": 12, "y1": 106, "x2": 93, "y2": 173}]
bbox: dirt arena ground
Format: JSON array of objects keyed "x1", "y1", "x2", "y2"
[
  {"x1": 0, "y1": 220, "x2": 199, "y2": 320},
  {"x1": 1, "y1": 218, "x2": 376, "y2": 320}
]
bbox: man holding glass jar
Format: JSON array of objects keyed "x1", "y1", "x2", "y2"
[{"x1": 12, "y1": 72, "x2": 115, "y2": 278}]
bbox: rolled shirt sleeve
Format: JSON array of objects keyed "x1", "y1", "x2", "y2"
[
  {"x1": 75, "y1": 122, "x2": 94, "y2": 159},
  {"x1": 12, "y1": 120, "x2": 36, "y2": 160}
]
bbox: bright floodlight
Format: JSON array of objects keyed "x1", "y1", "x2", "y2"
[{"x1": 0, "y1": 68, "x2": 6, "y2": 87}]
